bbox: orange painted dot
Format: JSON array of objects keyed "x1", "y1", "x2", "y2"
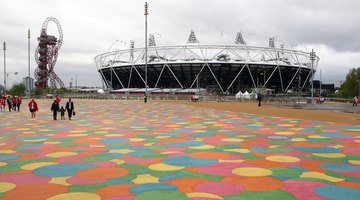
[
  {"x1": 189, "y1": 152, "x2": 230, "y2": 160},
  {"x1": 76, "y1": 167, "x2": 129, "y2": 180},
  {"x1": 223, "y1": 176, "x2": 284, "y2": 192},
  {"x1": 96, "y1": 184, "x2": 135, "y2": 199},
  {"x1": 2, "y1": 183, "x2": 68, "y2": 200},
  {"x1": 165, "y1": 178, "x2": 209, "y2": 193}
]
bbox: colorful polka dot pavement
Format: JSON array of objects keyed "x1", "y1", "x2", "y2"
[{"x1": 0, "y1": 99, "x2": 360, "y2": 200}]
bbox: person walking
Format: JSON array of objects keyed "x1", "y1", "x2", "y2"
[
  {"x1": 12, "y1": 96, "x2": 17, "y2": 111},
  {"x1": 59, "y1": 106, "x2": 66, "y2": 120},
  {"x1": 65, "y1": 98, "x2": 75, "y2": 120},
  {"x1": 0, "y1": 96, "x2": 5, "y2": 112},
  {"x1": 257, "y1": 94, "x2": 263, "y2": 107},
  {"x1": 28, "y1": 99, "x2": 38, "y2": 119},
  {"x1": 50, "y1": 100, "x2": 60, "y2": 120},
  {"x1": 16, "y1": 96, "x2": 22, "y2": 112},
  {"x1": 353, "y1": 96, "x2": 358, "y2": 107},
  {"x1": 144, "y1": 93, "x2": 147, "y2": 103},
  {"x1": 6, "y1": 96, "x2": 12, "y2": 112}
]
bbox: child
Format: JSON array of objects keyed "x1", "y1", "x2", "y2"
[{"x1": 60, "y1": 106, "x2": 66, "y2": 120}]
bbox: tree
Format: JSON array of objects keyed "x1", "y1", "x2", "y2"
[
  {"x1": 337, "y1": 67, "x2": 360, "y2": 98},
  {"x1": 8, "y1": 83, "x2": 26, "y2": 96}
]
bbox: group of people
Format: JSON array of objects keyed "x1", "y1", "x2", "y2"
[
  {"x1": 25, "y1": 95, "x2": 75, "y2": 120},
  {"x1": 50, "y1": 95, "x2": 75, "y2": 120},
  {"x1": 0, "y1": 95, "x2": 22, "y2": 112}
]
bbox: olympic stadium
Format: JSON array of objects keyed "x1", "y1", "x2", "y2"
[{"x1": 94, "y1": 31, "x2": 319, "y2": 95}]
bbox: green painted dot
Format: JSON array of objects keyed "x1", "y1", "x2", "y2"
[
  {"x1": 134, "y1": 190, "x2": 187, "y2": 200},
  {"x1": 83, "y1": 155, "x2": 114, "y2": 162},
  {"x1": 270, "y1": 168, "x2": 302, "y2": 178},
  {"x1": 224, "y1": 190, "x2": 296, "y2": 200}
]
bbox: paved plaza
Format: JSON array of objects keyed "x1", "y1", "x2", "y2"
[{"x1": 0, "y1": 99, "x2": 359, "y2": 200}]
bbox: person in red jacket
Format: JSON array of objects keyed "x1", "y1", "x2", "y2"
[
  {"x1": 16, "y1": 96, "x2": 22, "y2": 112},
  {"x1": 55, "y1": 95, "x2": 61, "y2": 104},
  {"x1": 28, "y1": 98, "x2": 39, "y2": 119},
  {"x1": 12, "y1": 96, "x2": 17, "y2": 111},
  {"x1": 0, "y1": 96, "x2": 5, "y2": 112}
]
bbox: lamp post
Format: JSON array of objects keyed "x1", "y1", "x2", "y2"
[
  {"x1": 28, "y1": 29, "x2": 31, "y2": 95},
  {"x1": 3, "y1": 42, "x2": 6, "y2": 95},
  {"x1": 144, "y1": 2, "x2": 148, "y2": 102}
]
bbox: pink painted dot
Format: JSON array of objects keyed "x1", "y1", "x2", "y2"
[
  {"x1": 195, "y1": 182, "x2": 244, "y2": 196},
  {"x1": 199, "y1": 162, "x2": 251, "y2": 176}
]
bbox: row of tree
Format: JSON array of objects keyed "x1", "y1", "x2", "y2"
[{"x1": 337, "y1": 67, "x2": 360, "y2": 98}]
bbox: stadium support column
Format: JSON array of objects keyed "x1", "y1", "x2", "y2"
[
  {"x1": 3, "y1": 42, "x2": 6, "y2": 95},
  {"x1": 144, "y1": 2, "x2": 148, "y2": 100}
]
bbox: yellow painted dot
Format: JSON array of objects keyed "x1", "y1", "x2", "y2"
[
  {"x1": 149, "y1": 163, "x2": 184, "y2": 171},
  {"x1": 105, "y1": 134, "x2": 124, "y2": 137},
  {"x1": 349, "y1": 160, "x2": 360, "y2": 165},
  {"x1": 24, "y1": 139, "x2": 46, "y2": 142},
  {"x1": 69, "y1": 134, "x2": 88, "y2": 137},
  {"x1": 222, "y1": 138, "x2": 244, "y2": 142},
  {"x1": 187, "y1": 192, "x2": 222, "y2": 199},
  {"x1": 309, "y1": 135, "x2": 327, "y2": 139},
  {"x1": 301, "y1": 172, "x2": 344, "y2": 182},
  {"x1": 0, "y1": 182, "x2": 16, "y2": 193},
  {"x1": 266, "y1": 156, "x2": 300, "y2": 163},
  {"x1": 47, "y1": 192, "x2": 101, "y2": 200},
  {"x1": 49, "y1": 177, "x2": 71, "y2": 186},
  {"x1": 224, "y1": 149, "x2": 250, "y2": 153},
  {"x1": 21, "y1": 162, "x2": 58, "y2": 170},
  {"x1": 46, "y1": 152, "x2": 78, "y2": 158},
  {"x1": 291, "y1": 138, "x2": 307, "y2": 142},
  {"x1": 0, "y1": 162, "x2": 7, "y2": 167},
  {"x1": 275, "y1": 131, "x2": 295, "y2": 135},
  {"x1": 155, "y1": 136, "x2": 170, "y2": 139},
  {"x1": 189, "y1": 145, "x2": 215, "y2": 150},
  {"x1": 108, "y1": 149, "x2": 134, "y2": 154},
  {"x1": 43, "y1": 142, "x2": 61, "y2": 144},
  {"x1": 111, "y1": 159, "x2": 125, "y2": 165},
  {"x1": 129, "y1": 138, "x2": 145, "y2": 142},
  {"x1": 0, "y1": 150, "x2": 16, "y2": 154},
  {"x1": 354, "y1": 140, "x2": 360, "y2": 143},
  {"x1": 160, "y1": 151, "x2": 181, "y2": 154},
  {"x1": 232, "y1": 167, "x2": 272, "y2": 177},
  {"x1": 312, "y1": 153, "x2": 346, "y2": 158},
  {"x1": 132, "y1": 174, "x2": 159, "y2": 184}
]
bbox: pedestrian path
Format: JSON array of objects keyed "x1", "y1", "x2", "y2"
[{"x1": 0, "y1": 99, "x2": 359, "y2": 200}]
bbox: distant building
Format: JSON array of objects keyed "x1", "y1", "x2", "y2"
[
  {"x1": 313, "y1": 80, "x2": 335, "y2": 96},
  {"x1": 23, "y1": 77, "x2": 34, "y2": 92}
]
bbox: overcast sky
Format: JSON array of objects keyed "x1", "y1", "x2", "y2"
[{"x1": 1, "y1": 0, "x2": 359, "y2": 88}]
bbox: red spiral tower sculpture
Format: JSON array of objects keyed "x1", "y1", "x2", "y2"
[{"x1": 34, "y1": 17, "x2": 65, "y2": 89}]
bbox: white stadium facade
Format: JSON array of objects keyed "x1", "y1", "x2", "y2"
[{"x1": 94, "y1": 31, "x2": 319, "y2": 95}]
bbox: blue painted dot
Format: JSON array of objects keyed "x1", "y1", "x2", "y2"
[
  {"x1": 166, "y1": 141, "x2": 204, "y2": 147},
  {"x1": 101, "y1": 138, "x2": 128, "y2": 144},
  {"x1": 163, "y1": 156, "x2": 217, "y2": 167},
  {"x1": 191, "y1": 133, "x2": 215, "y2": 137},
  {"x1": 0, "y1": 155, "x2": 20, "y2": 161},
  {"x1": 294, "y1": 147, "x2": 340, "y2": 153},
  {"x1": 33, "y1": 163, "x2": 96, "y2": 177},
  {"x1": 266, "y1": 136, "x2": 289, "y2": 140},
  {"x1": 315, "y1": 186, "x2": 360, "y2": 200},
  {"x1": 320, "y1": 133, "x2": 352, "y2": 138},
  {"x1": 129, "y1": 183, "x2": 177, "y2": 194},
  {"x1": 320, "y1": 164, "x2": 358, "y2": 172},
  {"x1": 15, "y1": 136, "x2": 48, "y2": 140}
]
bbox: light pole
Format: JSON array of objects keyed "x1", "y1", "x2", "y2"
[
  {"x1": 3, "y1": 42, "x2": 6, "y2": 95},
  {"x1": 144, "y1": 2, "x2": 148, "y2": 102},
  {"x1": 28, "y1": 29, "x2": 31, "y2": 95}
]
